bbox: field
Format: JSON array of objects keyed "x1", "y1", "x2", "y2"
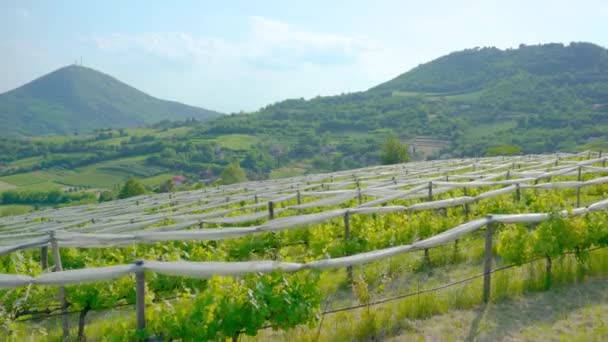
[
  {"x1": 0, "y1": 204, "x2": 34, "y2": 217},
  {"x1": 0, "y1": 156, "x2": 172, "y2": 191},
  {"x1": 1, "y1": 152, "x2": 608, "y2": 341},
  {"x1": 0, "y1": 180, "x2": 17, "y2": 191}
]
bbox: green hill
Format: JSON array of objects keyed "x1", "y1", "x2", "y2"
[
  {"x1": 200, "y1": 42, "x2": 608, "y2": 157},
  {"x1": 0, "y1": 65, "x2": 222, "y2": 137},
  {"x1": 2, "y1": 42, "x2": 608, "y2": 190}
]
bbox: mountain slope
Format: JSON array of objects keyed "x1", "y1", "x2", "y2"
[
  {"x1": 0, "y1": 65, "x2": 222, "y2": 137},
  {"x1": 199, "y1": 42, "x2": 608, "y2": 159}
]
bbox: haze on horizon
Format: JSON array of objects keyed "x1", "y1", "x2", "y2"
[{"x1": 1, "y1": 0, "x2": 607, "y2": 113}]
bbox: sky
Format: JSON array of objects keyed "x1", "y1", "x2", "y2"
[{"x1": 1, "y1": 0, "x2": 607, "y2": 113}]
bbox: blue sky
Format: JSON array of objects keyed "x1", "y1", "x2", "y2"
[{"x1": 1, "y1": 1, "x2": 607, "y2": 113}]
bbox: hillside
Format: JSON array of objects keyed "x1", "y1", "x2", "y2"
[
  {"x1": 0, "y1": 65, "x2": 222, "y2": 137},
  {"x1": 2, "y1": 42, "x2": 608, "y2": 192},
  {"x1": 199, "y1": 42, "x2": 608, "y2": 157}
]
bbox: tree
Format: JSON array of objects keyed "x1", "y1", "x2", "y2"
[
  {"x1": 380, "y1": 135, "x2": 410, "y2": 165},
  {"x1": 118, "y1": 178, "x2": 146, "y2": 199},
  {"x1": 159, "y1": 179, "x2": 175, "y2": 193},
  {"x1": 220, "y1": 161, "x2": 247, "y2": 185}
]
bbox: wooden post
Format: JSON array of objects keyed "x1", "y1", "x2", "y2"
[
  {"x1": 515, "y1": 183, "x2": 521, "y2": 202},
  {"x1": 254, "y1": 194, "x2": 258, "y2": 203},
  {"x1": 296, "y1": 190, "x2": 301, "y2": 205},
  {"x1": 40, "y1": 246, "x2": 48, "y2": 271},
  {"x1": 135, "y1": 260, "x2": 146, "y2": 331},
  {"x1": 268, "y1": 201, "x2": 274, "y2": 220},
  {"x1": 463, "y1": 187, "x2": 469, "y2": 217},
  {"x1": 506, "y1": 170, "x2": 511, "y2": 180},
  {"x1": 50, "y1": 231, "x2": 69, "y2": 340},
  {"x1": 357, "y1": 186, "x2": 362, "y2": 205},
  {"x1": 424, "y1": 248, "x2": 430, "y2": 268},
  {"x1": 344, "y1": 211, "x2": 353, "y2": 283},
  {"x1": 428, "y1": 181, "x2": 433, "y2": 201},
  {"x1": 483, "y1": 216, "x2": 494, "y2": 303},
  {"x1": 577, "y1": 166, "x2": 582, "y2": 207}
]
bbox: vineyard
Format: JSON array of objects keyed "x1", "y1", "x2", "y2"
[{"x1": 1, "y1": 152, "x2": 608, "y2": 341}]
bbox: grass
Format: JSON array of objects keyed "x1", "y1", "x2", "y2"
[
  {"x1": 1, "y1": 155, "x2": 172, "y2": 191},
  {"x1": 0, "y1": 180, "x2": 17, "y2": 191},
  {"x1": 386, "y1": 275, "x2": 608, "y2": 341},
  {"x1": 246, "y1": 248, "x2": 608, "y2": 342},
  {"x1": 0, "y1": 173, "x2": 49, "y2": 187},
  {"x1": 214, "y1": 134, "x2": 260, "y2": 150},
  {"x1": 462, "y1": 120, "x2": 518, "y2": 140},
  {"x1": 0, "y1": 204, "x2": 35, "y2": 217}
]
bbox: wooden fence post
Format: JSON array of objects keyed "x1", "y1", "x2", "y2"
[
  {"x1": 344, "y1": 211, "x2": 353, "y2": 283},
  {"x1": 296, "y1": 190, "x2": 301, "y2": 205},
  {"x1": 357, "y1": 186, "x2": 362, "y2": 205},
  {"x1": 515, "y1": 183, "x2": 521, "y2": 202},
  {"x1": 463, "y1": 187, "x2": 470, "y2": 217},
  {"x1": 50, "y1": 231, "x2": 69, "y2": 340},
  {"x1": 577, "y1": 166, "x2": 582, "y2": 207},
  {"x1": 135, "y1": 260, "x2": 146, "y2": 332},
  {"x1": 428, "y1": 181, "x2": 433, "y2": 201},
  {"x1": 268, "y1": 201, "x2": 274, "y2": 220},
  {"x1": 254, "y1": 194, "x2": 258, "y2": 204},
  {"x1": 40, "y1": 246, "x2": 48, "y2": 271},
  {"x1": 483, "y1": 216, "x2": 494, "y2": 303}
]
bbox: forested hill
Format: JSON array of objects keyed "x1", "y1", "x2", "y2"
[
  {"x1": 374, "y1": 42, "x2": 608, "y2": 94},
  {"x1": 201, "y1": 42, "x2": 608, "y2": 158},
  {"x1": 0, "y1": 65, "x2": 222, "y2": 137}
]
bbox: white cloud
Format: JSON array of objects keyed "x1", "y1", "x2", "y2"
[
  {"x1": 88, "y1": 17, "x2": 381, "y2": 70},
  {"x1": 89, "y1": 32, "x2": 231, "y2": 65}
]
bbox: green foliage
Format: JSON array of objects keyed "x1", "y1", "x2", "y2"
[
  {"x1": 0, "y1": 189, "x2": 96, "y2": 205},
  {"x1": 158, "y1": 179, "x2": 175, "y2": 193},
  {"x1": 380, "y1": 135, "x2": 410, "y2": 165},
  {"x1": 104, "y1": 272, "x2": 322, "y2": 341},
  {"x1": 486, "y1": 144, "x2": 522, "y2": 156},
  {"x1": 118, "y1": 178, "x2": 146, "y2": 199},
  {"x1": 220, "y1": 161, "x2": 247, "y2": 185}
]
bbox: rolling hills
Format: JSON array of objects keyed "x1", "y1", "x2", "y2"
[
  {"x1": 0, "y1": 65, "x2": 222, "y2": 137},
  {"x1": 1, "y1": 42, "x2": 608, "y2": 193},
  {"x1": 205, "y1": 42, "x2": 608, "y2": 158}
]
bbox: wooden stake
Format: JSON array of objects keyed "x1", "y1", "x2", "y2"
[
  {"x1": 577, "y1": 166, "x2": 582, "y2": 207},
  {"x1": 357, "y1": 186, "x2": 362, "y2": 205},
  {"x1": 428, "y1": 181, "x2": 433, "y2": 201},
  {"x1": 40, "y1": 246, "x2": 48, "y2": 271},
  {"x1": 344, "y1": 211, "x2": 353, "y2": 283},
  {"x1": 515, "y1": 183, "x2": 521, "y2": 202},
  {"x1": 268, "y1": 201, "x2": 274, "y2": 220},
  {"x1": 135, "y1": 261, "x2": 146, "y2": 331},
  {"x1": 50, "y1": 231, "x2": 69, "y2": 340},
  {"x1": 483, "y1": 217, "x2": 494, "y2": 303},
  {"x1": 296, "y1": 190, "x2": 301, "y2": 205}
]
